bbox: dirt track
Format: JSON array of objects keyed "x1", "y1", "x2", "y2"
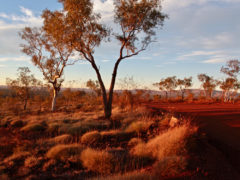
[{"x1": 146, "y1": 102, "x2": 240, "y2": 178}]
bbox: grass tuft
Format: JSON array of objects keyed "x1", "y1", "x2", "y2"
[
  {"x1": 46, "y1": 144, "x2": 84, "y2": 161},
  {"x1": 80, "y1": 148, "x2": 114, "y2": 174},
  {"x1": 81, "y1": 131, "x2": 101, "y2": 145}
]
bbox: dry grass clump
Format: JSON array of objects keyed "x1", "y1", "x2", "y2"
[
  {"x1": 81, "y1": 131, "x2": 101, "y2": 145},
  {"x1": 20, "y1": 123, "x2": 46, "y2": 133},
  {"x1": 0, "y1": 174, "x2": 10, "y2": 180},
  {"x1": 59, "y1": 120, "x2": 110, "y2": 136},
  {"x1": 92, "y1": 171, "x2": 156, "y2": 180},
  {"x1": 10, "y1": 120, "x2": 24, "y2": 128},
  {"x1": 80, "y1": 148, "x2": 114, "y2": 174},
  {"x1": 49, "y1": 134, "x2": 73, "y2": 144},
  {"x1": 100, "y1": 130, "x2": 133, "y2": 142},
  {"x1": 131, "y1": 123, "x2": 197, "y2": 160},
  {"x1": 47, "y1": 122, "x2": 63, "y2": 133},
  {"x1": 46, "y1": 144, "x2": 84, "y2": 161},
  {"x1": 153, "y1": 156, "x2": 187, "y2": 177},
  {"x1": 24, "y1": 156, "x2": 42, "y2": 168},
  {"x1": 128, "y1": 138, "x2": 143, "y2": 147},
  {"x1": 4, "y1": 151, "x2": 30, "y2": 164},
  {"x1": 125, "y1": 121, "x2": 153, "y2": 134}
]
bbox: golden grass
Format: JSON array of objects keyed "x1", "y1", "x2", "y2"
[
  {"x1": 4, "y1": 151, "x2": 30, "y2": 164},
  {"x1": 128, "y1": 138, "x2": 143, "y2": 147},
  {"x1": 131, "y1": 123, "x2": 197, "y2": 160},
  {"x1": 91, "y1": 171, "x2": 156, "y2": 180},
  {"x1": 81, "y1": 131, "x2": 101, "y2": 145},
  {"x1": 10, "y1": 120, "x2": 24, "y2": 128},
  {"x1": 153, "y1": 156, "x2": 187, "y2": 177},
  {"x1": 80, "y1": 148, "x2": 114, "y2": 174},
  {"x1": 49, "y1": 134, "x2": 73, "y2": 144},
  {"x1": 125, "y1": 121, "x2": 153, "y2": 134},
  {"x1": 24, "y1": 156, "x2": 41, "y2": 168},
  {"x1": 20, "y1": 123, "x2": 45, "y2": 132},
  {"x1": 46, "y1": 144, "x2": 84, "y2": 161}
]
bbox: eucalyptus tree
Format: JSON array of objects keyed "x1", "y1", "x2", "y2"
[
  {"x1": 177, "y1": 77, "x2": 192, "y2": 101},
  {"x1": 6, "y1": 67, "x2": 40, "y2": 110},
  {"x1": 154, "y1": 76, "x2": 177, "y2": 100},
  {"x1": 220, "y1": 60, "x2": 240, "y2": 102},
  {"x1": 20, "y1": 26, "x2": 75, "y2": 111},
  {"x1": 219, "y1": 77, "x2": 240, "y2": 102},
  {"x1": 38, "y1": 0, "x2": 167, "y2": 118},
  {"x1": 197, "y1": 74, "x2": 218, "y2": 99}
]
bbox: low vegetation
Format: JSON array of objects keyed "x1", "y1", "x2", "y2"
[{"x1": 0, "y1": 106, "x2": 201, "y2": 179}]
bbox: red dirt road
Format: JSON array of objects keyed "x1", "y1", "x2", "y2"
[{"x1": 145, "y1": 102, "x2": 240, "y2": 177}]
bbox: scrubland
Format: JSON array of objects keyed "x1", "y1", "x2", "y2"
[{"x1": 0, "y1": 102, "x2": 203, "y2": 180}]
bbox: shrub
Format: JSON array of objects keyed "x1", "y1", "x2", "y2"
[
  {"x1": 131, "y1": 123, "x2": 197, "y2": 161},
  {"x1": 10, "y1": 120, "x2": 24, "y2": 128},
  {"x1": 0, "y1": 174, "x2": 10, "y2": 180},
  {"x1": 47, "y1": 122, "x2": 62, "y2": 133},
  {"x1": 125, "y1": 121, "x2": 153, "y2": 134},
  {"x1": 81, "y1": 131, "x2": 101, "y2": 145},
  {"x1": 50, "y1": 134, "x2": 73, "y2": 144},
  {"x1": 24, "y1": 156, "x2": 43, "y2": 168},
  {"x1": 101, "y1": 130, "x2": 133, "y2": 142},
  {"x1": 92, "y1": 172, "x2": 156, "y2": 180},
  {"x1": 46, "y1": 144, "x2": 84, "y2": 161},
  {"x1": 80, "y1": 148, "x2": 114, "y2": 174},
  {"x1": 153, "y1": 156, "x2": 187, "y2": 177},
  {"x1": 128, "y1": 138, "x2": 143, "y2": 147},
  {"x1": 21, "y1": 123, "x2": 45, "y2": 133},
  {"x1": 4, "y1": 151, "x2": 30, "y2": 164}
]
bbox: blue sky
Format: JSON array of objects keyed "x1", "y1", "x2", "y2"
[{"x1": 0, "y1": 0, "x2": 240, "y2": 89}]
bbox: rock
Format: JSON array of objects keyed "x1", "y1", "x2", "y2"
[{"x1": 169, "y1": 116, "x2": 180, "y2": 127}]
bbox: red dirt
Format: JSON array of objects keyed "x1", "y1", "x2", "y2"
[{"x1": 145, "y1": 102, "x2": 240, "y2": 179}]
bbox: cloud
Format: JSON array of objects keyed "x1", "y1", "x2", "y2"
[
  {"x1": 0, "y1": 6, "x2": 42, "y2": 57},
  {"x1": 0, "y1": 56, "x2": 30, "y2": 62},
  {"x1": 93, "y1": 0, "x2": 114, "y2": 22},
  {"x1": 202, "y1": 58, "x2": 226, "y2": 64},
  {"x1": 102, "y1": 59, "x2": 111, "y2": 62}
]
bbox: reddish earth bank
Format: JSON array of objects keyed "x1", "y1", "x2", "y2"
[{"x1": 146, "y1": 102, "x2": 240, "y2": 179}]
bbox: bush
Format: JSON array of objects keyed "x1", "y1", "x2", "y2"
[
  {"x1": 92, "y1": 172, "x2": 156, "y2": 180},
  {"x1": 50, "y1": 134, "x2": 73, "y2": 144},
  {"x1": 153, "y1": 156, "x2": 187, "y2": 177},
  {"x1": 24, "y1": 156, "x2": 42, "y2": 168},
  {"x1": 21, "y1": 123, "x2": 45, "y2": 133},
  {"x1": 81, "y1": 131, "x2": 101, "y2": 145},
  {"x1": 128, "y1": 138, "x2": 143, "y2": 147},
  {"x1": 101, "y1": 130, "x2": 133, "y2": 142},
  {"x1": 125, "y1": 121, "x2": 153, "y2": 134},
  {"x1": 131, "y1": 123, "x2": 197, "y2": 160},
  {"x1": 46, "y1": 144, "x2": 84, "y2": 161},
  {"x1": 10, "y1": 120, "x2": 24, "y2": 128},
  {"x1": 4, "y1": 151, "x2": 30, "y2": 164},
  {"x1": 80, "y1": 148, "x2": 114, "y2": 174}
]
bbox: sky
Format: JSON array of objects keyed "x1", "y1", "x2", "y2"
[{"x1": 0, "y1": 0, "x2": 240, "y2": 89}]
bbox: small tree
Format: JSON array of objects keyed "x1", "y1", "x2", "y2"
[
  {"x1": 86, "y1": 79, "x2": 101, "y2": 97},
  {"x1": 177, "y1": 77, "x2": 192, "y2": 101},
  {"x1": 197, "y1": 74, "x2": 218, "y2": 99},
  {"x1": 40, "y1": 0, "x2": 167, "y2": 119},
  {"x1": 154, "y1": 76, "x2": 177, "y2": 100},
  {"x1": 220, "y1": 60, "x2": 240, "y2": 102},
  {"x1": 20, "y1": 27, "x2": 75, "y2": 111},
  {"x1": 6, "y1": 67, "x2": 39, "y2": 110},
  {"x1": 219, "y1": 78, "x2": 240, "y2": 102}
]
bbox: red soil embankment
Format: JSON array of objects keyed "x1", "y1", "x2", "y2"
[{"x1": 145, "y1": 102, "x2": 240, "y2": 178}]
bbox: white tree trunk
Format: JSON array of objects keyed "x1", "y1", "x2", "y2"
[{"x1": 51, "y1": 88, "x2": 57, "y2": 112}]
